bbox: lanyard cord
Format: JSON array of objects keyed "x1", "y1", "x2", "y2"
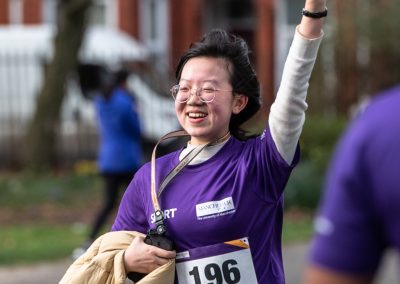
[
  {"x1": 149, "y1": 130, "x2": 230, "y2": 236},
  {"x1": 158, "y1": 131, "x2": 231, "y2": 198},
  {"x1": 150, "y1": 130, "x2": 190, "y2": 212},
  {"x1": 150, "y1": 130, "x2": 231, "y2": 211},
  {"x1": 158, "y1": 143, "x2": 208, "y2": 198}
]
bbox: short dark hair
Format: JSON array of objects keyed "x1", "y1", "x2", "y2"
[
  {"x1": 175, "y1": 29, "x2": 261, "y2": 140},
  {"x1": 113, "y1": 69, "x2": 130, "y2": 86}
]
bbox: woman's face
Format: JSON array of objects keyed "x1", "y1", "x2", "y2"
[{"x1": 175, "y1": 56, "x2": 247, "y2": 145}]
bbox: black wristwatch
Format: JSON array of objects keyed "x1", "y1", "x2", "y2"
[{"x1": 302, "y1": 7, "x2": 328, "y2": 19}]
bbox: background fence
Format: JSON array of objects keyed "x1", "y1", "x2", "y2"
[{"x1": 0, "y1": 51, "x2": 179, "y2": 169}]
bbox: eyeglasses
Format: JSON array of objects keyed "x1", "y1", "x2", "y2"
[{"x1": 170, "y1": 84, "x2": 232, "y2": 103}]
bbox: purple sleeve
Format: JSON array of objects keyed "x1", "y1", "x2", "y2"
[
  {"x1": 308, "y1": 121, "x2": 384, "y2": 274},
  {"x1": 247, "y1": 128, "x2": 299, "y2": 202}
]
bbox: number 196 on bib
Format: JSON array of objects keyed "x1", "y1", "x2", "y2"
[{"x1": 188, "y1": 259, "x2": 240, "y2": 284}]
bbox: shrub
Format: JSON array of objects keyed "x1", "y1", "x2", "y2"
[{"x1": 284, "y1": 115, "x2": 347, "y2": 210}]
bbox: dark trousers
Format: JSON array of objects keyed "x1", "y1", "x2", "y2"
[{"x1": 88, "y1": 172, "x2": 135, "y2": 241}]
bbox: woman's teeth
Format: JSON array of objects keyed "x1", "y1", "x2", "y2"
[{"x1": 188, "y1": 112, "x2": 206, "y2": 118}]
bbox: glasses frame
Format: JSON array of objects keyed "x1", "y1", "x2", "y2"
[{"x1": 170, "y1": 84, "x2": 233, "y2": 103}]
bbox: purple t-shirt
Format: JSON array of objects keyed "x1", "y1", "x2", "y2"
[
  {"x1": 308, "y1": 85, "x2": 400, "y2": 275},
  {"x1": 112, "y1": 128, "x2": 298, "y2": 283}
]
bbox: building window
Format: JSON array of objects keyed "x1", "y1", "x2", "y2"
[
  {"x1": 275, "y1": 0, "x2": 305, "y2": 88},
  {"x1": 88, "y1": 0, "x2": 117, "y2": 27},
  {"x1": 286, "y1": 0, "x2": 304, "y2": 25},
  {"x1": 9, "y1": 0, "x2": 23, "y2": 24},
  {"x1": 203, "y1": 0, "x2": 255, "y2": 62},
  {"x1": 227, "y1": 0, "x2": 253, "y2": 20},
  {"x1": 149, "y1": 0, "x2": 157, "y2": 40},
  {"x1": 139, "y1": 0, "x2": 169, "y2": 71},
  {"x1": 40, "y1": 0, "x2": 117, "y2": 27},
  {"x1": 204, "y1": 0, "x2": 254, "y2": 33},
  {"x1": 42, "y1": 0, "x2": 57, "y2": 24}
]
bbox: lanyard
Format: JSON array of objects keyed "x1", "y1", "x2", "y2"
[
  {"x1": 158, "y1": 143, "x2": 209, "y2": 198},
  {"x1": 150, "y1": 130, "x2": 230, "y2": 236},
  {"x1": 150, "y1": 130, "x2": 209, "y2": 212}
]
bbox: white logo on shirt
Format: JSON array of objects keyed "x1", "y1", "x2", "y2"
[
  {"x1": 260, "y1": 130, "x2": 266, "y2": 140},
  {"x1": 314, "y1": 216, "x2": 334, "y2": 235},
  {"x1": 150, "y1": 208, "x2": 177, "y2": 223},
  {"x1": 196, "y1": 197, "x2": 235, "y2": 220}
]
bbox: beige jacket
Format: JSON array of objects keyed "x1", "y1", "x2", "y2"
[{"x1": 59, "y1": 231, "x2": 175, "y2": 284}]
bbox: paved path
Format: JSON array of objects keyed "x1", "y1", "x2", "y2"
[
  {"x1": 0, "y1": 243, "x2": 397, "y2": 284},
  {"x1": 282, "y1": 244, "x2": 398, "y2": 284}
]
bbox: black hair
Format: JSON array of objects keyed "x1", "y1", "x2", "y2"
[
  {"x1": 78, "y1": 64, "x2": 111, "y2": 99},
  {"x1": 175, "y1": 29, "x2": 261, "y2": 140},
  {"x1": 113, "y1": 69, "x2": 130, "y2": 87}
]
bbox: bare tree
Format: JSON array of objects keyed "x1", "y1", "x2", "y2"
[
  {"x1": 334, "y1": 0, "x2": 360, "y2": 116},
  {"x1": 26, "y1": 0, "x2": 92, "y2": 171},
  {"x1": 367, "y1": 0, "x2": 400, "y2": 94},
  {"x1": 308, "y1": 0, "x2": 400, "y2": 116}
]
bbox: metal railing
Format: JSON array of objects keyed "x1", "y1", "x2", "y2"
[{"x1": 0, "y1": 52, "x2": 179, "y2": 169}]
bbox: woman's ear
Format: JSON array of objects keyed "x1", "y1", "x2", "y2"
[{"x1": 232, "y1": 94, "x2": 248, "y2": 114}]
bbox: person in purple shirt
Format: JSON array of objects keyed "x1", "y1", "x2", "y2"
[
  {"x1": 303, "y1": 85, "x2": 400, "y2": 284},
  {"x1": 113, "y1": 1, "x2": 326, "y2": 283}
]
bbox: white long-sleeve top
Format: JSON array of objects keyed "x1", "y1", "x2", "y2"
[
  {"x1": 181, "y1": 28, "x2": 324, "y2": 165},
  {"x1": 269, "y1": 27, "x2": 323, "y2": 164}
]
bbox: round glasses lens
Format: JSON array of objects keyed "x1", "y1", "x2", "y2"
[
  {"x1": 171, "y1": 85, "x2": 180, "y2": 100},
  {"x1": 171, "y1": 85, "x2": 216, "y2": 103},
  {"x1": 199, "y1": 87, "x2": 215, "y2": 102},
  {"x1": 177, "y1": 86, "x2": 190, "y2": 102}
]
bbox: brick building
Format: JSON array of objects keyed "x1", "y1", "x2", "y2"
[
  {"x1": 0, "y1": 0, "x2": 305, "y2": 110},
  {"x1": 0, "y1": 0, "x2": 305, "y2": 168}
]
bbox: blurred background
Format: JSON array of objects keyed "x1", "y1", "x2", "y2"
[{"x1": 0, "y1": 0, "x2": 399, "y2": 283}]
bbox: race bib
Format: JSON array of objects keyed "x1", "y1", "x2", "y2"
[{"x1": 176, "y1": 237, "x2": 258, "y2": 284}]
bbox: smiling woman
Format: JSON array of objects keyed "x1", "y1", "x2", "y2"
[
  {"x1": 174, "y1": 56, "x2": 248, "y2": 145},
  {"x1": 111, "y1": 0, "x2": 325, "y2": 280},
  {"x1": 61, "y1": 1, "x2": 326, "y2": 283}
]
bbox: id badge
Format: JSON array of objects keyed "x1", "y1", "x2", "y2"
[{"x1": 175, "y1": 237, "x2": 258, "y2": 284}]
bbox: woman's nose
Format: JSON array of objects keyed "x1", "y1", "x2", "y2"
[{"x1": 187, "y1": 88, "x2": 202, "y2": 104}]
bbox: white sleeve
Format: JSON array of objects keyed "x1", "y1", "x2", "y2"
[{"x1": 269, "y1": 26, "x2": 323, "y2": 165}]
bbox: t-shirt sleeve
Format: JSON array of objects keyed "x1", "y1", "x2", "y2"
[
  {"x1": 308, "y1": 123, "x2": 384, "y2": 274},
  {"x1": 247, "y1": 128, "x2": 300, "y2": 203},
  {"x1": 111, "y1": 171, "x2": 148, "y2": 233}
]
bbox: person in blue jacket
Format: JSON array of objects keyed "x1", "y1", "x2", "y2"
[{"x1": 73, "y1": 69, "x2": 143, "y2": 258}]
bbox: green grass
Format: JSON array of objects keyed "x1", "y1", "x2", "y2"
[
  {"x1": 0, "y1": 171, "x2": 104, "y2": 266},
  {"x1": 0, "y1": 217, "x2": 314, "y2": 266},
  {"x1": 282, "y1": 217, "x2": 314, "y2": 243},
  {"x1": 0, "y1": 171, "x2": 315, "y2": 266},
  {"x1": 0, "y1": 224, "x2": 87, "y2": 265},
  {"x1": 0, "y1": 172, "x2": 102, "y2": 208}
]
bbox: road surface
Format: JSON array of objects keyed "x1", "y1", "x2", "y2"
[{"x1": 0, "y1": 243, "x2": 397, "y2": 283}]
